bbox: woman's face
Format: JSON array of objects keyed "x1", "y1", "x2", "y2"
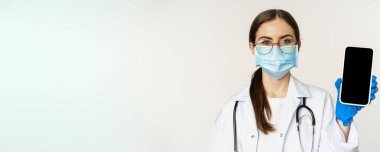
[{"x1": 249, "y1": 18, "x2": 301, "y2": 55}]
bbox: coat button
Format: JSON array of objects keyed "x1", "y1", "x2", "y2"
[
  {"x1": 280, "y1": 133, "x2": 283, "y2": 137},
  {"x1": 251, "y1": 135, "x2": 255, "y2": 138}
]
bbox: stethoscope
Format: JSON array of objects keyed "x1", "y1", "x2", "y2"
[{"x1": 233, "y1": 97, "x2": 315, "y2": 152}]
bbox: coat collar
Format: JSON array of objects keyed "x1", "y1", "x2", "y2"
[
  {"x1": 233, "y1": 74, "x2": 313, "y2": 136},
  {"x1": 234, "y1": 74, "x2": 311, "y2": 102}
]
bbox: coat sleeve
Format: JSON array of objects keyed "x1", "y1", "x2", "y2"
[
  {"x1": 318, "y1": 92, "x2": 359, "y2": 152},
  {"x1": 208, "y1": 102, "x2": 235, "y2": 152}
]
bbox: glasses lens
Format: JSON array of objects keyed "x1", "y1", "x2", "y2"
[
  {"x1": 256, "y1": 46, "x2": 272, "y2": 54},
  {"x1": 280, "y1": 45, "x2": 297, "y2": 53},
  {"x1": 280, "y1": 39, "x2": 297, "y2": 46}
]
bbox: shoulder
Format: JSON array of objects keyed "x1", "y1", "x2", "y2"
[
  {"x1": 298, "y1": 80, "x2": 337, "y2": 121},
  {"x1": 306, "y1": 83, "x2": 330, "y2": 97},
  {"x1": 301, "y1": 81, "x2": 334, "y2": 106},
  {"x1": 291, "y1": 75, "x2": 333, "y2": 104},
  {"x1": 214, "y1": 84, "x2": 250, "y2": 123},
  {"x1": 222, "y1": 83, "x2": 251, "y2": 105}
]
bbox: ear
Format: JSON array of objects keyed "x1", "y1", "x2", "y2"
[
  {"x1": 249, "y1": 42, "x2": 255, "y2": 55},
  {"x1": 297, "y1": 41, "x2": 301, "y2": 52}
]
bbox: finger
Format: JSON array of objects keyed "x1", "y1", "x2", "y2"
[
  {"x1": 356, "y1": 106, "x2": 363, "y2": 111},
  {"x1": 372, "y1": 75, "x2": 377, "y2": 81},
  {"x1": 371, "y1": 87, "x2": 378, "y2": 95},
  {"x1": 335, "y1": 78, "x2": 342, "y2": 89},
  {"x1": 372, "y1": 80, "x2": 378, "y2": 88},
  {"x1": 371, "y1": 94, "x2": 376, "y2": 101}
]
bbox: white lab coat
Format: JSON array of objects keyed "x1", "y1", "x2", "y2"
[{"x1": 209, "y1": 75, "x2": 359, "y2": 152}]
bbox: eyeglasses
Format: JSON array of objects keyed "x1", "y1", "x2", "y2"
[{"x1": 253, "y1": 38, "x2": 298, "y2": 54}]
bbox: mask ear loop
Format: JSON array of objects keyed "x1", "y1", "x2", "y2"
[
  {"x1": 254, "y1": 46, "x2": 259, "y2": 66},
  {"x1": 295, "y1": 45, "x2": 299, "y2": 67}
]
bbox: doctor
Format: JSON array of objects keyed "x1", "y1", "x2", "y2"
[{"x1": 209, "y1": 9, "x2": 378, "y2": 152}]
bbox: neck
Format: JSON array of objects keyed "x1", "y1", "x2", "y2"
[{"x1": 262, "y1": 71, "x2": 291, "y2": 98}]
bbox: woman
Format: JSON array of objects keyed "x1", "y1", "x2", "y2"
[{"x1": 209, "y1": 9, "x2": 378, "y2": 152}]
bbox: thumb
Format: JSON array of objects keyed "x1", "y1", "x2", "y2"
[{"x1": 335, "y1": 78, "x2": 342, "y2": 90}]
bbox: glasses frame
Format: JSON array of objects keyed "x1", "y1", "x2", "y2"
[{"x1": 253, "y1": 39, "x2": 299, "y2": 55}]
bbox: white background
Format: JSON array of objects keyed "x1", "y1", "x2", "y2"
[{"x1": 0, "y1": 0, "x2": 379, "y2": 151}]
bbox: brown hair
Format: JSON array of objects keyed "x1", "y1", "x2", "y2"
[{"x1": 248, "y1": 9, "x2": 300, "y2": 134}]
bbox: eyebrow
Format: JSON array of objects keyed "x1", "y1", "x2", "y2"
[{"x1": 258, "y1": 34, "x2": 294, "y2": 40}]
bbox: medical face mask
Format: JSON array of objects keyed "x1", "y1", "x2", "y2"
[{"x1": 254, "y1": 45, "x2": 298, "y2": 80}]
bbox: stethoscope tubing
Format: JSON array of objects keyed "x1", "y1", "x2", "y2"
[{"x1": 233, "y1": 97, "x2": 315, "y2": 152}]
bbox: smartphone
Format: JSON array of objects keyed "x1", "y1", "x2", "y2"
[{"x1": 340, "y1": 46, "x2": 373, "y2": 106}]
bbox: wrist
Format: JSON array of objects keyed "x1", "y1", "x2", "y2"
[
  {"x1": 336, "y1": 117, "x2": 353, "y2": 126},
  {"x1": 336, "y1": 119, "x2": 352, "y2": 142}
]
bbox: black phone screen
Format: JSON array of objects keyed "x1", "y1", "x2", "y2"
[{"x1": 341, "y1": 47, "x2": 373, "y2": 105}]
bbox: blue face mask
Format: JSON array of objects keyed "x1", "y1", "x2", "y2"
[{"x1": 254, "y1": 45, "x2": 298, "y2": 80}]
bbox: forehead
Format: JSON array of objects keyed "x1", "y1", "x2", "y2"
[{"x1": 256, "y1": 18, "x2": 295, "y2": 40}]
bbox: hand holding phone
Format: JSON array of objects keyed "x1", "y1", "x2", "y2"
[
  {"x1": 335, "y1": 76, "x2": 378, "y2": 126},
  {"x1": 340, "y1": 46, "x2": 373, "y2": 106},
  {"x1": 335, "y1": 46, "x2": 378, "y2": 126}
]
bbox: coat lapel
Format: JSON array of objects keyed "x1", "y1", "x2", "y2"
[{"x1": 233, "y1": 74, "x2": 312, "y2": 137}]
